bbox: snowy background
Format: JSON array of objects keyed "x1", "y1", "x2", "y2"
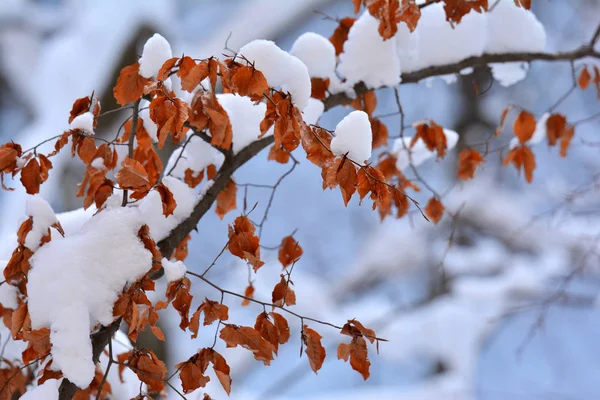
[{"x1": 1, "y1": 0, "x2": 600, "y2": 399}]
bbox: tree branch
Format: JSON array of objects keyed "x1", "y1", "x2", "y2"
[
  {"x1": 323, "y1": 45, "x2": 600, "y2": 110},
  {"x1": 157, "y1": 135, "x2": 275, "y2": 257}
]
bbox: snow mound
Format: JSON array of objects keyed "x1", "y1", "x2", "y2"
[
  {"x1": 24, "y1": 195, "x2": 60, "y2": 251},
  {"x1": 27, "y1": 207, "x2": 152, "y2": 388},
  {"x1": 162, "y1": 258, "x2": 187, "y2": 282},
  {"x1": 290, "y1": 32, "x2": 336, "y2": 79},
  {"x1": 139, "y1": 33, "x2": 173, "y2": 79},
  {"x1": 239, "y1": 39, "x2": 311, "y2": 110},
  {"x1": 331, "y1": 111, "x2": 372, "y2": 164},
  {"x1": 338, "y1": 11, "x2": 401, "y2": 89},
  {"x1": 69, "y1": 111, "x2": 95, "y2": 134},
  {"x1": 217, "y1": 93, "x2": 267, "y2": 153}
]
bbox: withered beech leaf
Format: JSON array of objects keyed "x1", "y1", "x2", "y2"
[
  {"x1": 219, "y1": 325, "x2": 275, "y2": 365},
  {"x1": 337, "y1": 336, "x2": 371, "y2": 380},
  {"x1": 272, "y1": 274, "x2": 296, "y2": 307},
  {"x1": 457, "y1": 148, "x2": 485, "y2": 180},
  {"x1": 113, "y1": 62, "x2": 150, "y2": 106},
  {"x1": 425, "y1": 197, "x2": 444, "y2": 224},
  {"x1": 228, "y1": 216, "x2": 264, "y2": 271},
  {"x1": 504, "y1": 145, "x2": 536, "y2": 183},
  {"x1": 115, "y1": 157, "x2": 152, "y2": 192},
  {"x1": 155, "y1": 183, "x2": 177, "y2": 217},
  {"x1": 216, "y1": 179, "x2": 237, "y2": 219},
  {"x1": 513, "y1": 111, "x2": 536, "y2": 144},
  {"x1": 278, "y1": 235, "x2": 303, "y2": 268},
  {"x1": 302, "y1": 325, "x2": 326, "y2": 373}
]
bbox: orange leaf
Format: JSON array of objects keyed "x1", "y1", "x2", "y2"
[
  {"x1": 216, "y1": 179, "x2": 237, "y2": 219},
  {"x1": 329, "y1": 17, "x2": 356, "y2": 55},
  {"x1": 546, "y1": 113, "x2": 567, "y2": 146},
  {"x1": 20, "y1": 159, "x2": 42, "y2": 194},
  {"x1": 128, "y1": 349, "x2": 167, "y2": 392},
  {"x1": 242, "y1": 284, "x2": 254, "y2": 306},
  {"x1": 116, "y1": 157, "x2": 151, "y2": 192},
  {"x1": 154, "y1": 183, "x2": 177, "y2": 217},
  {"x1": 579, "y1": 67, "x2": 591, "y2": 89},
  {"x1": 324, "y1": 156, "x2": 357, "y2": 206},
  {"x1": 457, "y1": 148, "x2": 484, "y2": 180},
  {"x1": 228, "y1": 216, "x2": 264, "y2": 271},
  {"x1": 302, "y1": 325, "x2": 326, "y2": 373},
  {"x1": 254, "y1": 312, "x2": 290, "y2": 355},
  {"x1": 0, "y1": 142, "x2": 22, "y2": 173},
  {"x1": 278, "y1": 236, "x2": 303, "y2": 268},
  {"x1": 219, "y1": 325, "x2": 275, "y2": 365},
  {"x1": 425, "y1": 197, "x2": 444, "y2": 224},
  {"x1": 113, "y1": 62, "x2": 150, "y2": 106},
  {"x1": 337, "y1": 336, "x2": 370, "y2": 380},
  {"x1": 513, "y1": 111, "x2": 536, "y2": 144},
  {"x1": 503, "y1": 145, "x2": 536, "y2": 183},
  {"x1": 411, "y1": 121, "x2": 447, "y2": 158},
  {"x1": 231, "y1": 66, "x2": 269, "y2": 101},
  {"x1": 560, "y1": 125, "x2": 575, "y2": 158},
  {"x1": 272, "y1": 274, "x2": 296, "y2": 307}
]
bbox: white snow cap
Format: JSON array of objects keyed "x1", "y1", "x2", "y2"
[
  {"x1": 139, "y1": 33, "x2": 173, "y2": 79},
  {"x1": 24, "y1": 195, "x2": 59, "y2": 251},
  {"x1": 302, "y1": 98, "x2": 325, "y2": 126},
  {"x1": 69, "y1": 111, "x2": 95, "y2": 134},
  {"x1": 290, "y1": 32, "x2": 336, "y2": 79},
  {"x1": 485, "y1": 0, "x2": 545, "y2": 86},
  {"x1": 331, "y1": 111, "x2": 373, "y2": 164},
  {"x1": 407, "y1": 3, "x2": 487, "y2": 72},
  {"x1": 27, "y1": 207, "x2": 152, "y2": 388},
  {"x1": 239, "y1": 39, "x2": 311, "y2": 110},
  {"x1": 395, "y1": 23, "x2": 420, "y2": 73},
  {"x1": 485, "y1": 0, "x2": 546, "y2": 54},
  {"x1": 338, "y1": 11, "x2": 401, "y2": 89},
  {"x1": 217, "y1": 93, "x2": 267, "y2": 153},
  {"x1": 139, "y1": 176, "x2": 197, "y2": 242},
  {"x1": 393, "y1": 128, "x2": 459, "y2": 171},
  {"x1": 19, "y1": 378, "x2": 59, "y2": 400},
  {"x1": 162, "y1": 258, "x2": 187, "y2": 282}
]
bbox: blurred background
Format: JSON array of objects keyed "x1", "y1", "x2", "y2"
[{"x1": 1, "y1": 0, "x2": 600, "y2": 399}]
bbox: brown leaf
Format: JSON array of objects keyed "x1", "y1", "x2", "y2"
[
  {"x1": 329, "y1": 17, "x2": 356, "y2": 55},
  {"x1": 546, "y1": 113, "x2": 567, "y2": 146},
  {"x1": 442, "y1": 0, "x2": 488, "y2": 25},
  {"x1": 302, "y1": 325, "x2": 326, "y2": 373},
  {"x1": 324, "y1": 156, "x2": 357, "y2": 206},
  {"x1": 228, "y1": 216, "x2": 264, "y2": 271},
  {"x1": 579, "y1": 67, "x2": 591, "y2": 90},
  {"x1": 0, "y1": 142, "x2": 22, "y2": 173},
  {"x1": 242, "y1": 284, "x2": 254, "y2": 306},
  {"x1": 20, "y1": 158, "x2": 42, "y2": 194},
  {"x1": 513, "y1": 111, "x2": 536, "y2": 144},
  {"x1": 503, "y1": 145, "x2": 536, "y2": 183},
  {"x1": 310, "y1": 77, "x2": 329, "y2": 100},
  {"x1": 398, "y1": 0, "x2": 421, "y2": 32},
  {"x1": 155, "y1": 183, "x2": 177, "y2": 217},
  {"x1": 457, "y1": 148, "x2": 485, "y2": 180},
  {"x1": 560, "y1": 125, "x2": 575, "y2": 158},
  {"x1": 425, "y1": 197, "x2": 444, "y2": 224},
  {"x1": 340, "y1": 319, "x2": 376, "y2": 344},
  {"x1": 255, "y1": 312, "x2": 286, "y2": 354},
  {"x1": 337, "y1": 336, "x2": 370, "y2": 380},
  {"x1": 219, "y1": 325, "x2": 275, "y2": 365},
  {"x1": 216, "y1": 179, "x2": 237, "y2": 219},
  {"x1": 116, "y1": 157, "x2": 152, "y2": 192},
  {"x1": 231, "y1": 66, "x2": 269, "y2": 101},
  {"x1": 157, "y1": 57, "x2": 179, "y2": 81},
  {"x1": 113, "y1": 62, "x2": 150, "y2": 106},
  {"x1": 272, "y1": 274, "x2": 296, "y2": 307},
  {"x1": 411, "y1": 121, "x2": 447, "y2": 158},
  {"x1": 278, "y1": 236, "x2": 303, "y2": 268},
  {"x1": 128, "y1": 349, "x2": 167, "y2": 392}
]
